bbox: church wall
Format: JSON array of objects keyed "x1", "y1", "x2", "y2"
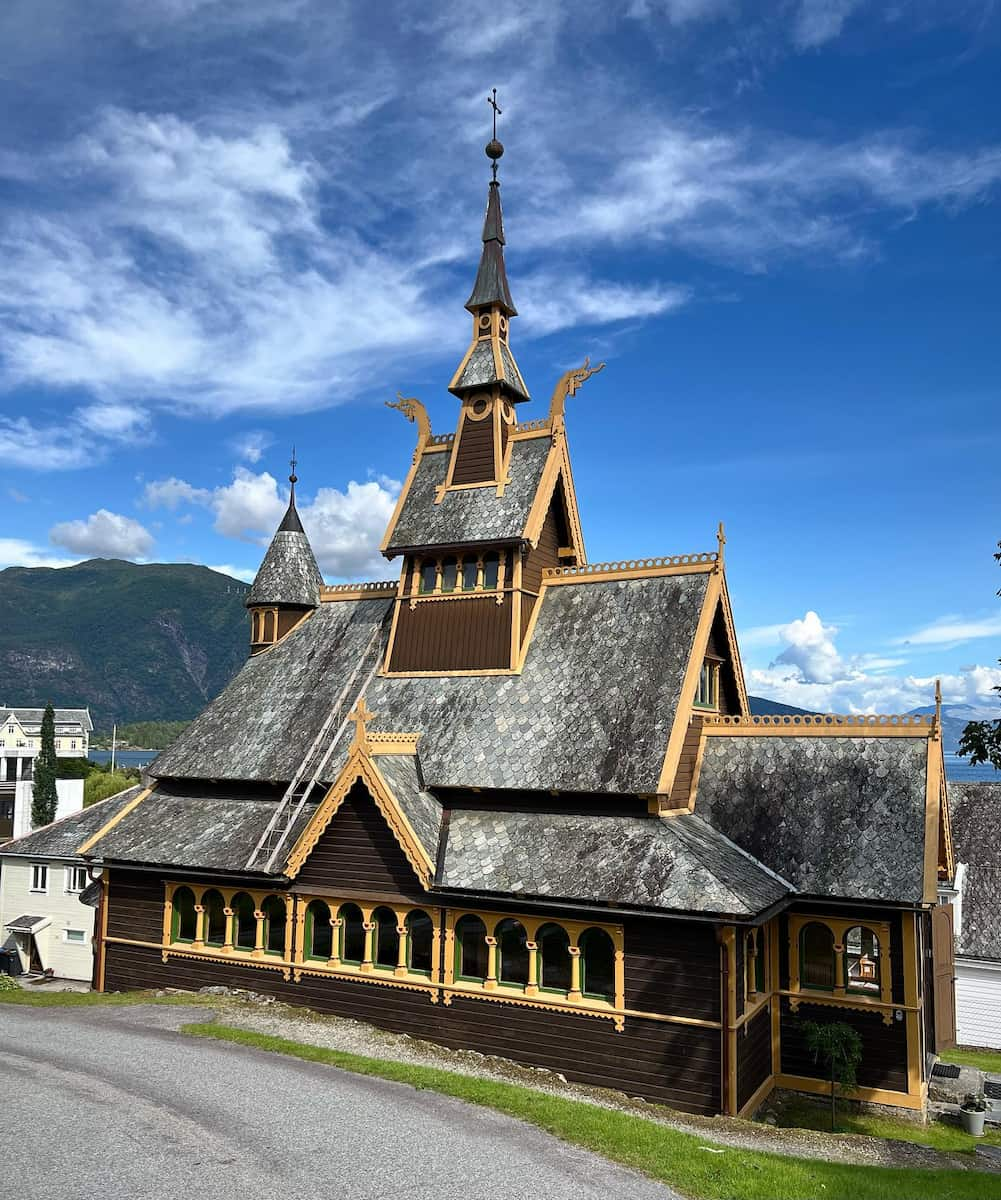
[
  {"x1": 451, "y1": 413, "x2": 495, "y2": 485},
  {"x1": 736, "y1": 1004, "x2": 772, "y2": 1111},
  {"x1": 389, "y1": 593, "x2": 513, "y2": 672}
]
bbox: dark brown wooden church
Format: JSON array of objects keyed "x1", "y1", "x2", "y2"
[{"x1": 76, "y1": 123, "x2": 957, "y2": 1119}]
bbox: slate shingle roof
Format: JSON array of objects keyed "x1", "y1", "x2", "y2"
[
  {"x1": 439, "y1": 808, "x2": 790, "y2": 917},
  {"x1": 247, "y1": 521, "x2": 324, "y2": 609},
  {"x1": 0, "y1": 785, "x2": 142, "y2": 859},
  {"x1": 948, "y1": 781, "x2": 1001, "y2": 961},
  {"x1": 374, "y1": 754, "x2": 443, "y2": 864},
  {"x1": 153, "y1": 570, "x2": 710, "y2": 797},
  {"x1": 694, "y1": 734, "x2": 930, "y2": 904},
  {"x1": 385, "y1": 434, "x2": 550, "y2": 553},
  {"x1": 1, "y1": 707, "x2": 93, "y2": 732}
]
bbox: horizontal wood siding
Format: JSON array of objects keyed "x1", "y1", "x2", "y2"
[
  {"x1": 667, "y1": 715, "x2": 704, "y2": 809},
  {"x1": 101, "y1": 942, "x2": 720, "y2": 1114},
  {"x1": 451, "y1": 414, "x2": 495, "y2": 485},
  {"x1": 737, "y1": 1005, "x2": 772, "y2": 1109},
  {"x1": 294, "y1": 781, "x2": 425, "y2": 900},
  {"x1": 520, "y1": 498, "x2": 562, "y2": 642},
  {"x1": 106, "y1": 869, "x2": 164, "y2": 942},
  {"x1": 625, "y1": 918, "x2": 721, "y2": 1022},
  {"x1": 389, "y1": 593, "x2": 513, "y2": 672},
  {"x1": 734, "y1": 930, "x2": 745, "y2": 1019},
  {"x1": 779, "y1": 998, "x2": 907, "y2": 1091}
]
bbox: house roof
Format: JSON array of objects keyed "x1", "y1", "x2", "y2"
[
  {"x1": 4, "y1": 914, "x2": 49, "y2": 933},
  {"x1": 246, "y1": 510, "x2": 324, "y2": 609},
  {"x1": 1, "y1": 707, "x2": 93, "y2": 733},
  {"x1": 693, "y1": 732, "x2": 931, "y2": 904},
  {"x1": 1, "y1": 785, "x2": 141, "y2": 860},
  {"x1": 384, "y1": 434, "x2": 551, "y2": 554},
  {"x1": 949, "y1": 781, "x2": 1001, "y2": 961},
  {"x1": 438, "y1": 807, "x2": 790, "y2": 918},
  {"x1": 151, "y1": 569, "x2": 711, "y2": 796}
]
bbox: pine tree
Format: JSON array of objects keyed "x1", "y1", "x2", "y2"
[
  {"x1": 31, "y1": 702, "x2": 59, "y2": 828},
  {"x1": 959, "y1": 540, "x2": 1001, "y2": 769}
]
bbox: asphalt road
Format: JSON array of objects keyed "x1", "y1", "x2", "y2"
[{"x1": 1, "y1": 1004, "x2": 681, "y2": 1199}]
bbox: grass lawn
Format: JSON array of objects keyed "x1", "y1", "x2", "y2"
[
  {"x1": 774, "y1": 1098, "x2": 1001, "y2": 1156},
  {"x1": 0, "y1": 986, "x2": 208, "y2": 1009},
  {"x1": 942, "y1": 1047, "x2": 1001, "y2": 1075},
  {"x1": 185, "y1": 1022, "x2": 1000, "y2": 1200}
]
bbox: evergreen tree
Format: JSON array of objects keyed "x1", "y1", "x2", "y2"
[
  {"x1": 959, "y1": 541, "x2": 1001, "y2": 769},
  {"x1": 31, "y1": 702, "x2": 59, "y2": 828},
  {"x1": 801, "y1": 1019, "x2": 862, "y2": 1131}
]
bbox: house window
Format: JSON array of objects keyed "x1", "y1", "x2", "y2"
[
  {"x1": 440, "y1": 557, "x2": 458, "y2": 594},
  {"x1": 171, "y1": 886, "x2": 197, "y2": 942},
  {"x1": 845, "y1": 925, "x2": 881, "y2": 994},
  {"x1": 695, "y1": 659, "x2": 719, "y2": 709},
  {"x1": 30, "y1": 864, "x2": 48, "y2": 893},
  {"x1": 455, "y1": 914, "x2": 489, "y2": 982},
  {"x1": 406, "y1": 910, "x2": 434, "y2": 975},
  {"x1": 538, "y1": 923, "x2": 571, "y2": 993},
  {"x1": 338, "y1": 903, "x2": 365, "y2": 964},
  {"x1": 461, "y1": 559, "x2": 479, "y2": 590},
  {"x1": 496, "y1": 918, "x2": 529, "y2": 988},
  {"x1": 64, "y1": 929, "x2": 87, "y2": 944},
  {"x1": 800, "y1": 922, "x2": 836, "y2": 990},
  {"x1": 306, "y1": 900, "x2": 333, "y2": 961},
  {"x1": 373, "y1": 906, "x2": 400, "y2": 970},
  {"x1": 70, "y1": 740, "x2": 77, "y2": 750},
  {"x1": 262, "y1": 896, "x2": 287, "y2": 956},
  {"x1": 482, "y1": 552, "x2": 501, "y2": 590},
  {"x1": 580, "y1": 928, "x2": 616, "y2": 1002},
  {"x1": 419, "y1": 561, "x2": 438, "y2": 594},
  {"x1": 232, "y1": 892, "x2": 257, "y2": 951},
  {"x1": 203, "y1": 889, "x2": 227, "y2": 947},
  {"x1": 65, "y1": 866, "x2": 88, "y2": 894}
]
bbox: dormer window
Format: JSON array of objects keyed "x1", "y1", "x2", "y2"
[
  {"x1": 462, "y1": 559, "x2": 478, "y2": 590},
  {"x1": 250, "y1": 608, "x2": 279, "y2": 648},
  {"x1": 695, "y1": 658, "x2": 720, "y2": 710},
  {"x1": 482, "y1": 552, "x2": 500, "y2": 590},
  {"x1": 419, "y1": 561, "x2": 438, "y2": 594},
  {"x1": 441, "y1": 557, "x2": 458, "y2": 593}
]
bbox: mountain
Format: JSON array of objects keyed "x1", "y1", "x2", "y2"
[
  {"x1": 909, "y1": 704, "x2": 993, "y2": 756},
  {"x1": 747, "y1": 696, "x2": 817, "y2": 717},
  {"x1": 0, "y1": 558, "x2": 250, "y2": 729}
]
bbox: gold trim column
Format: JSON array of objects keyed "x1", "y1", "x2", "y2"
[
  {"x1": 484, "y1": 936, "x2": 498, "y2": 990},
  {"x1": 361, "y1": 920, "x2": 375, "y2": 973},
  {"x1": 568, "y1": 945, "x2": 583, "y2": 1002},
  {"x1": 525, "y1": 940, "x2": 539, "y2": 997},
  {"x1": 222, "y1": 907, "x2": 234, "y2": 954},
  {"x1": 395, "y1": 922, "x2": 409, "y2": 978},
  {"x1": 252, "y1": 909, "x2": 265, "y2": 958},
  {"x1": 192, "y1": 904, "x2": 206, "y2": 950}
]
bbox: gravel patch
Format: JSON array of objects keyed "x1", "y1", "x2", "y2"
[{"x1": 175, "y1": 988, "x2": 984, "y2": 1172}]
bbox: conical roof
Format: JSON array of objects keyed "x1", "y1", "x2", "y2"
[
  {"x1": 247, "y1": 494, "x2": 323, "y2": 609},
  {"x1": 465, "y1": 181, "x2": 517, "y2": 316}
]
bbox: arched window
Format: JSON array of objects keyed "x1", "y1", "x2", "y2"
[
  {"x1": 306, "y1": 900, "x2": 332, "y2": 960},
  {"x1": 406, "y1": 910, "x2": 434, "y2": 975},
  {"x1": 800, "y1": 922, "x2": 835, "y2": 990},
  {"x1": 461, "y1": 558, "x2": 478, "y2": 591},
  {"x1": 339, "y1": 903, "x2": 365, "y2": 964},
  {"x1": 251, "y1": 611, "x2": 261, "y2": 642},
  {"x1": 263, "y1": 610, "x2": 276, "y2": 642},
  {"x1": 373, "y1": 906, "x2": 399, "y2": 970},
  {"x1": 419, "y1": 560, "x2": 437, "y2": 594},
  {"x1": 262, "y1": 896, "x2": 286, "y2": 956},
  {"x1": 845, "y1": 925, "x2": 881, "y2": 994},
  {"x1": 496, "y1": 918, "x2": 529, "y2": 988},
  {"x1": 232, "y1": 892, "x2": 257, "y2": 952},
  {"x1": 537, "y1": 923, "x2": 571, "y2": 994},
  {"x1": 172, "y1": 886, "x2": 196, "y2": 942},
  {"x1": 580, "y1": 928, "x2": 615, "y2": 1002},
  {"x1": 440, "y1": 557, "x2": 458, "y2": 594},
  {"x1": 455, "y1": 914, "x2": 488, "y2": 982},
  {"x1": 202, "y1": 889, "x2": 226, "y2": 947},
  {"x1": 482, "y1": 552, "x2": 500, "y2": 590}
]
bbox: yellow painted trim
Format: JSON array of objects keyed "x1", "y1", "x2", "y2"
[
  {"x1": 900, "y1": 912, "x2": 923, "y2": 1097},
  {"x1": 521, "y1": 433, "x2": 586, "y2": 563},
  {"x1": 737, "y1": 1074, "x2": 776, "y2": 1120},
  {"x1": 770, "y1": 920, "x2": 782, "y2": 1077},
  {"x1": 923, "y1": 738, "x2": 942, "y2": 903},
  {"x1": 77, "y1": 786, "x2": 152, "y2": 856},
  {"x1": 722, "y1": 925, "x2": 739, "y2": 1115},
  {"x1": 774, "y1": 1074, "x2": 925, "y2": 1111},
  {"x1": 379, "y1": 453, "x2": 423, "y2": 555},
  {"x1": 320, "y1": 582, "x2": 398, "y2": 603},
  {"x1": 657, "y1": 572, "x2": 722, "y2": 796},
  {"x1": 96, "y1": 872, "x2": 110, "y2": 992},
  {"x1": 545, "y1": 556, "x2": 718, "y2": 586},
  {"x1": 717, "y1": 571, "x2": 750, "y2": 715},
  {"x1": 283, "y1": 747, "x2": 434, "y2": 886},
  {"x1": 787, "y1": 913, "x2": 893, "y2": 1014},
  {"x1": 703, "y1": 715, "x2": 935, "y2": 737},
  {"x1": 366, "y1": 733, "x2": 422, "y2": 755}
]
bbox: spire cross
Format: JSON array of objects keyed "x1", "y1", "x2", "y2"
[
  {"x1": 288, "y1": 445, "x2": 298, "y2": 505},
  {"x1": 487, "y1": 88, "x2": 503, "y2": 180},
  {"x1": 349, "y1": 697, "x2": 376, "y2": 752},
  {"x1": 488, "y1": 88, "x2": 502, "y2": 140}
]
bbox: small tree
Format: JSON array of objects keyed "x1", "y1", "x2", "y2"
[
  {"x1": 800, "y1": 1019, "x2": 863, "y2": 1131},
  {"x1": 959, "y1": 540, "x2": 1001, "y2": 769},
  {"x1": 31, "y1": 702, "x2": 59, "y2": 828}
]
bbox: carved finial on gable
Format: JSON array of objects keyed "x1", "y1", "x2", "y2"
[
  {"x1": 934, "y1": 679, "x2": 942, "y2": 739},
  {"x1": 386, "y1": 394, "x2": 431, "y2": 458},
  {"x1": 716, "y1": 522, "x2": 726, "y2": 572},
  {"x1": 348, "y1": 697, "x2": 377, "y2": 753},
  {"x1": 548, "y1": 357, "x2": 606, "y2": 435}
]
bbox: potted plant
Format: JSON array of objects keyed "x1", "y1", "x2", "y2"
[{"x1": 960, "y1": 1091, "x2": 988, "y2": 1137}]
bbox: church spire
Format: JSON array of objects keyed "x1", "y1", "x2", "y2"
[{"x1": 449, "y1": 89, "x2": 528, "y2": 404}]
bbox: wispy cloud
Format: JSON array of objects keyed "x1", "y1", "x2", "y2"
[
  {"x1": 893, "y1": 613, "x2": 1001, "y2": 647},
  {"x1": 0, "y1": 537, "x2": 79, "y2": 570}
]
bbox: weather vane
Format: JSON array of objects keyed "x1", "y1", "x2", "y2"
[
  {"x1": 486, "y1": 87, "x2": 504, "y2": 181},
  {"x1": 289, "y1": 445, "x2": 298, "y2": 502}
]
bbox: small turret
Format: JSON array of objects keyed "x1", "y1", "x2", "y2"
[{"x1": 246, "y1": 454, "x2": 323, "y2": 653}]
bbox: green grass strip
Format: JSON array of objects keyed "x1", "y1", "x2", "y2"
[
  {"x1": 942, "y1": 1048, "x2": 1001, "y2": 1075},
  {"x1": 0, "y1": 987, "x2": 212, "y2": 1008},
  {"x1": 184, "y1": 1022, "x2": 997, "y2": 1200}
]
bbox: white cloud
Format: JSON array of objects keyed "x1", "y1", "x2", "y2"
[
  {"x1": 771, "y1": 610, "x2": 845, "y2": 684},
  {"x1": 143, "y1": 467, "x2": 402, "y2": 578},
  {"x1": 792, "y1": 0, "x2": 864, "y2": 49},
  {"x1": 0, "y1": 538, "x2": 79, "y2": 570},
  {"x1": 205, "y1": 563, "x2": 257, "y2": 584},
  {"x1": 231, "y1": 430, "x2": 272, "y2": 463},
  {"x1": 894, "y1": 613, "x2": 1001, "y2": 648},
  {"x1": 627, "y1": 0, "x2": 735, "y2": 24},
  {"x1": 49, "y1": 508, "x2": 155, "y2": 558},
  {"x1": 0, "y1": 415, "x2": 93, "y2": 471},
  {"x1": 516, "y1": 274, "x2": 691, "y2": 337}
]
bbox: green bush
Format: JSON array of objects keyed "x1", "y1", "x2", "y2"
[
  {"x1": 0, "y1": 973, "x2": 19, "y2": 992},
  {"x1": 55, "y1": 757, "x2": 91, "y2": 779},
  {"x1": 84, "y1": 770, "x2": 136, "y2": 808}
]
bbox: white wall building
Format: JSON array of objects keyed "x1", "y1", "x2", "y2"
[
  {"x1": 0, "y1": 786, "x2": 140, "y2": 981},
  {"x1": 0, "y1": 707, "x2": 92, "y2": 840},
  {"x1": 944, "y1": 781, "x2": 1001, "y2": 1050}
]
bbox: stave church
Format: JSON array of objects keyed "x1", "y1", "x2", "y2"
[{"x1": 76, "y1": 114, "x2": 957, "y2": 1118}]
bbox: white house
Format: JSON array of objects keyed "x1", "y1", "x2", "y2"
[
  {"x1": 943, "y1": 781, "x2": 1001, "y2": 1049},
  {"x1": 0, "y1": 786, "x2": 140, "y2": 981},
  {"x1": 0, "y1": 706, "x2": 93, "y2": 841}
]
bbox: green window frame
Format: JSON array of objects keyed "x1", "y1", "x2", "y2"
[
  {"x1": 373, "y1": 906, "x2": 399, "y2": 971},
  {"x1": 496, "y1": 918, "x2": 529, "y2": 990},
  {"x1": 306, "y1": 900, "x2": 332, "y2": 961},
  {"x1": 454, "y1": 914, "x2": 488, "y2": 983},
  {"x1": 694, "y1": 659, "x2": 719, "y2": 710},
  {"x1": 580, "y1": 927, "x2": 615, "y2": 1003},
  {"x1": 537, "y1": 922, "x2": 571, "y2": 995},
  {"x1": 405, "y1": 909, "x2": 434, "y2": 976},
  {"x1": 262, "y1": 895, "x2": 287, "y2": 957},
  {"x1": 202, "y1": 889, "x2": 227, "y2": 948},
  {"x1": 171, "y1": 886, "x2": 196, "y2": 943},
  {"x1": 799, "y1": 922, "x2": 836, "y2": 991},
  {"x1": 844, "y1": 925, "x2": 881, "y2": 994},
  {"x1": 339, "y1": 903, "x2": 365, "y2": 965},
  {"x1": 232, "y1": 892, "x2": 257, "y2": 952}
]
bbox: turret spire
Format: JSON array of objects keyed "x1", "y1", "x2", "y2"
[
  {"x1": 279, "y1": 446, "x2": 304, "y2": 533},
  {"x1": 465, "y1": 91, "x2": 517, "y2": 317}
]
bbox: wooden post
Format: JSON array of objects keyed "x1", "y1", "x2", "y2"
[
  {"x1": 192, "y1": 904, "x2": 206, "y2": 950},
  {"x1": 525, "y1": 940, "x2": 539, "y2": 996},
  {"x1": 484, "y1": 935, "x2": 498, "y2": 990},
  {"x1": 361, "y1": 920, "x2": 375, "y2": 972},
  {"x1": 252, "y1": 909, "x2": 265, "y2": 958},
  {"x1": 222, "y1": 907, "x2": 234, "y2": 954},
  {"x1": 395, "y1": 922, "x2": 409, "y2": 977},
  {"x1": 568, "y1": 945, "x2": 583, "y2": 1002}
]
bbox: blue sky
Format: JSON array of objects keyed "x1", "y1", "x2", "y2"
[{"x1": 0, "y1": 0, "x2": 999, "y2": 714}]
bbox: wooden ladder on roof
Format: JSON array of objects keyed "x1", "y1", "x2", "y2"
[{"x1": 246, "y1": 624, "x2": 384, "y2": 874}]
